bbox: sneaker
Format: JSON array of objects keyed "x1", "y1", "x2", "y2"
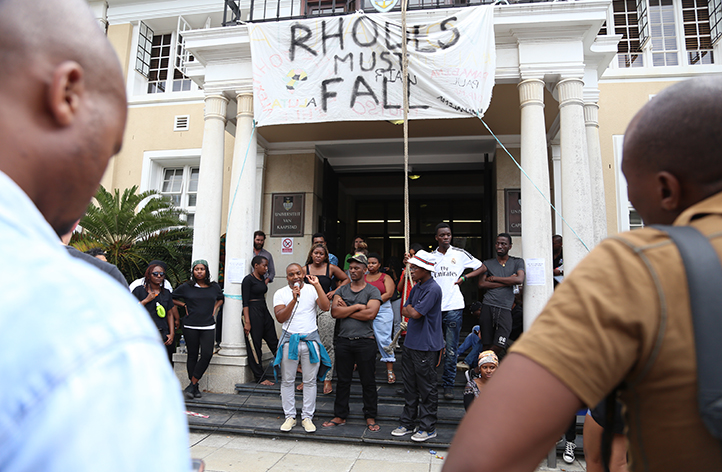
[
  {"x1": 456, "y1": 361, "x2": 470, "y2": 371},
  {"x1": 183, "y1": 383, "x2": 195, "y2": 401},
  {"x1": 411, "y1": 430, "x2": 437, "y2": 442},
  {"x1": 193, "y1": 383, "x2": 202, "y2": 399},
  {"x1": 563, "y1": 441, "x2": 576, "y2": 464},
  {"x1": 301, "y1": 418, "x2": 316, "y2": 433},
  {"x1": 280, "y1": 417, "x2": 296, "y2": 432},
  {"x1": 444, "y1": 387, "x2": 454, "y2": 400},
  {"x1": 391, "y1": 426, "x2": 417, "y2": 437}
]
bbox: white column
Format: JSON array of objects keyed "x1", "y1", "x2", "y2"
[
  {"x1": 255, "y1": 148, "x2": 266, "y2": 231},
  {"x1": 551, "y1": 144, "x2": 562, "y2": 235},
  {"x1": 220, "y1": 92, "x2": 257, "y2": 357},
  {"x1": 518, "y1": 78, "x2": 554, "y2": 331},
  {"x1": 584, "y1": 99, "x2": 608, "y2": 245},
  {"x1": 192, "y1": 94, "x2": 228, "y2": 278},
  {"x1": 557, "y1": 77, "x2": 595, "y2": 274}
]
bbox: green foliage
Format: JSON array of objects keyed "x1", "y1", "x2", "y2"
[{"x1": 72, "y1": 185, "x2": 193, "y2": 286}]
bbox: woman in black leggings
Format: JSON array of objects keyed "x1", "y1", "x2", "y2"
[
  {"x1": 173, "y1": 259, "x2": 223, "y2": 400},
  {"x1": 242, "y1": 255, "x2": 279, "y2": 385}
]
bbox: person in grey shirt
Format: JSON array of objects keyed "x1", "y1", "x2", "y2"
[
  {"x1": 253, "y1": 230, "x2": 275, "y2": 284},
  {"x1": 323, "y1": 254, "x2": 382, "y2": 431},
  {"x1": 478, "y1": 233, "x2": 525, "y2": 357}
]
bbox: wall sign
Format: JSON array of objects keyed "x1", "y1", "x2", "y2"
[
  {"x1": 271, "y1": 193, "x2": 305, "y2": 237},
  {"x1": 249, "y1": 6, "x2": 495, "y2": 126},
  {"x1": 505, "y1": 189, "x2": 521, "y2": 236}
]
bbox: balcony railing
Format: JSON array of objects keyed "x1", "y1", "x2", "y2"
[{"x1": 223, "y1": 0, "x2": 518, "y2": 24}]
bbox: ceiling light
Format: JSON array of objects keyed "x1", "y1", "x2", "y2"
[{"x1": 409, "y1": 174, "x2": 421, "y2": 180}]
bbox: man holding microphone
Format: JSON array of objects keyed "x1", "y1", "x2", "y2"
[{"x1": 273, "y1": 263, "x2": 331, "y2": 433}]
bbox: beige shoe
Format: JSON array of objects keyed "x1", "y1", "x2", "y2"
[
  {"x1": 280, "y1": 417, "x2": 296, "y2": 432},
  {"x1": 302, "y1": 418, "x2": 316, "y2": 433}
]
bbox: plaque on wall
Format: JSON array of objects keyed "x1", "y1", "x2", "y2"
[
  {"x1": 271, "y1": 193, "x2": 305, "y2": 237},
  {"x1": 505, "y1": 189, "x2": 521, "y2": 236}
]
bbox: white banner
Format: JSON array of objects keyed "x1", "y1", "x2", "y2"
[{"x1": 249, "y1": 6, "x2": 495, "y2": 126}]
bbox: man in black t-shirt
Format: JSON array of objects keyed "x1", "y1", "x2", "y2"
[
  {"x1": 478, "y1": 233, "x2": 525, "y2": 357},
  {"x1": 323, "y1": 254, "x2": 382, "y2": 431}
]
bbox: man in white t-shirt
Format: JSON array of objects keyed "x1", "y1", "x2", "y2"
[
  {"x1": 431, "y1": 223, "x2": 485, "y2": 400},
  {"x1": 273, "y1": 263, "x2": 331, "y2": 434}
]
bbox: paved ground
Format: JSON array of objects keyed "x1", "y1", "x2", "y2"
[{"x1": 188, "y1": 431, "x2": 587, "y2": 472}]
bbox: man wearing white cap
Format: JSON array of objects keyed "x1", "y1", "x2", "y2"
[{"x1": 392, "y1": 250, "x2": 444, "y2": 442}]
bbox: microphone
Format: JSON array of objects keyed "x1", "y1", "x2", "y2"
[{"x1": 294, "y1": 282, "x2": 300, "y2": 288}]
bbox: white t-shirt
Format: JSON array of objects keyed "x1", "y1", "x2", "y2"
[
  {"x1": 273, "y1": 283, "x2": 319, "y2": 334},
  {"x1": 432, "y1": 246, "x2": 483, "y2": 311}
]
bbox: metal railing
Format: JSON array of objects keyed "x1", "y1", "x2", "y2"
[{"x1": 223, "y1": 0, "x2": 513, "y2": 24}]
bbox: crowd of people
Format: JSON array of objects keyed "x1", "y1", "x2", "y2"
[{"x1": 3, "y1": 3, "x2": 719, "y2": 465}]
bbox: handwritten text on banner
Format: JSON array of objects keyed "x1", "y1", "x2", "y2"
[{"x1": 249, "y1": 6, "x2": 495, "y2": 126}]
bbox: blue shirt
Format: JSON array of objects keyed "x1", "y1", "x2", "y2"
[
  {"x1": 403, "y1": 277, "x2": 444, "y2": 351},
  {"x1": 329, "y1": 253, "x2": 339, "y2": 266},
  {"x1": 0, "y1": 171, "x2": 191, "y2": 472}
]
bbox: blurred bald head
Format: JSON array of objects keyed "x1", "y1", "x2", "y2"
[
  {"x1": 622, "y1": 76, "x2": 722, "y2": 224},
  {"x1": 0, "y1": 0, "x2": 127, "y2": 235}
]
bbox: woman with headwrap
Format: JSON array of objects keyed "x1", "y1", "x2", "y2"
[
  {"x1": 131, "y1": 260, "x2": 178, "y2": 362},
  {"x1": 173, "y1": 259, "x2": 224, "y2": 400},
  {"x1": 463, "y1": 350, "x2": 498, "y2": 411}
]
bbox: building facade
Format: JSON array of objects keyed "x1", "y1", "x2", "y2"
[{"x1": 89, "y1": 0, "x2": 721, "y2": 392}]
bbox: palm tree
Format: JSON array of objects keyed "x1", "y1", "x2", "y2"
[{"x1": 73, "y1": 185, "x2": 193, "y2": 285}]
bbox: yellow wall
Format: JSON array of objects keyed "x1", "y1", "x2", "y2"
[
  {"x1": 107, "y1": 23, "x2": 134, "y2": 80},
  {"x1": 598, "y1": 79, "x2": 680, "y2": 233}
]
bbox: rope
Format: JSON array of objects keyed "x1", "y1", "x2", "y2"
[
  {"x1": 400, "y1": 0, "x2": 413, "y2": 296},
  {"x1": 476, "y1": 114, "x2": 590, "y2": 253}
]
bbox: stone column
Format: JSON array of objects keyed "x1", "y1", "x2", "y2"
[
  {"x1": 518, "y1": 78, "x2": 554, "y2": 331},
  {"x1": 550, "y1": 144, "x2": 562, "y2": 235},
  {"x1": 557, "y1": 77, "x2": 595, "y2": 274},
  {"x1": 192, "y1": 94, "x2": 228, "y2": 278},
  {"x1": 220, "y1": 92, "x2": 256, "y2": 357},
  {"x1": 584, "y1": 98, "x2": 608, "y2": 245}
]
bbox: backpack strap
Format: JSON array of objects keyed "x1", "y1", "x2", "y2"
[{"x1": 652, "y1": 225, "x2": 722, "y2": 444}]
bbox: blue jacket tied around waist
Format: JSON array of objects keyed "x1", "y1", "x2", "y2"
[{"x1": 273, "y1": 330, "x2": 332, "y2": 382}]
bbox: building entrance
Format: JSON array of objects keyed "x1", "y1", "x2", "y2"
[{"x1": 319, "y1": 158, "x2": 496, "y2": 315}]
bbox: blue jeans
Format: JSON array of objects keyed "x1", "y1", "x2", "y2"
[
  {"x1": 458, "y1": 329, "x2": 480, "y2": 366},
  {"x1": 441, "y1": 309, "x2": 463, "y2": 388},
  {"x1": 464, "y1": 340, "x2": 483, "y2": 367}
]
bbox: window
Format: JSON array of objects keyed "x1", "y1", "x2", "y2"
[
  {"x1": 160, "y1": 166, "x2": 198, "y2": 226},
  {"x1": 711, "y1": 0, "x2": 722, "y2": 43},
  {"x1": 148, "y1": 33, "x2": 172, "y2": 93},
  {"x1": 140, "y1": 150, "x2": 202, "y2": 229},
  {"x1": 615, "y1": 0, "x2": 645, "y2": 67},
  {"x1": 611, "y1": 0, "x2": 715, "y2": 67},
  {"x1": 134, "y1": 18, "x2": 196, "y2": 95},
  {"x1": 135, "y1": 22, "x2": 153, "y2": 78},
  {"x1": 683, "y1": 0, "x2": 715, "y2": 64}
]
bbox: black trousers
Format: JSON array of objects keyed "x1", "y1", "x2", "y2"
[
  {"x1": 244, "y1": 302, "x2": 279, "y2": 382},
  {"x1": 334, "y1": 336, "x2": 378, "y2": 420},
  {"x1": 479, "y1": 303, "x2": 512, "y2": 351},
  {"x1": 400, "y1": 346, "x2": 440, "y2": 433},
  {"x1": 184, "y1": 327, "x2": 215, "y2": 381}
]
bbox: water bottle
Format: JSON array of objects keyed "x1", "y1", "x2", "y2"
[{"x1": 179, "y1": 335, "x2": 186, "y2": 354}]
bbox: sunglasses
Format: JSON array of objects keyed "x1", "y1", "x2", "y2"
[{"x1": 151, "y1": 272, "x2": 166, "y2": 277}]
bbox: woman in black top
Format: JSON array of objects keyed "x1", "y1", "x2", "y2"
[
  {"x1": 131, "y1": 260, "x2": 177, "y2": 362},
  {"x1": 173, "y1": 259, "x2": 224, "y2": 400},
  {"x1": 242, "y1": 255, "x2": 279, "y2": 385},
  {"x1": 304, "y1": 243, "x2": 349, "y2": 394}
]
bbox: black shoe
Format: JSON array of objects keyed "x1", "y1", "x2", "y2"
[
  {"x1": 184, "y1": 382, "x2": 195, "y2": 401},
  {"x1": 193, "y1": 383, "x2": 202, "y2": 398},
  {"x1": 444, "y1": 387, "x2": 454, "y2": 400}
]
